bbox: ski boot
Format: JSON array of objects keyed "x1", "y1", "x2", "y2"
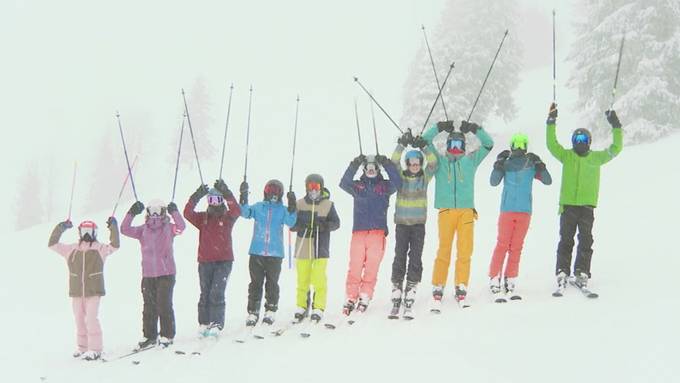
[
  {"x1": 245, "y1": 313, "x2": 259, "y2": 327},
  {"x1": 262, "y1": 310, "x2": 276, "y2": 325},
  {"x1": 82, "y1": 351, "x2": 101, "y2": 361},
  {"x1": 158, "y1": 337, "x2": 173, "y2": 348},
  {"x1": 342, "y1": 299, "x2": 356, "y2": 316},
  {"x1": 388, "y1": 282, "x2": 402, "y2": 319},
  {"x1": 197, "y1": 324, "x2": 210, "y2": 338},
  {"x1": 430, "y1": 285, "x2": 444, "y2": 314},
  {"x1": 402, "y1": 281, "x2": 417, "y2": 320},
  {"x1": 72, "y1": 350, "x2": 85, "y2": 358},
  {"x1": 504, "y1": 277, "x2": 521, "y2": 300},
  {"x1": 357, "y1": 293, "x2": 370, "y2": 313},
  {"x1": 134, "y1": 337, "x2": 157, "y2": 352},
  {"x1": 206, "y1": 323, "x2": 222, "y2": 338},
  {"x1": 310, "y1": 308, "x2": 323, "y2": 323},
  {"x1": 293, "y1": 306, "x2": 308, "y2": 323},
  {"x1": 490, "y1": 276, "x2": 506, "y2": 303},
  {"x1": 573, "y1": 272, "x2": 589, "y2": 289},
  {"x1": 455, "y1": 284, "x2": 469, "y2": 308}
]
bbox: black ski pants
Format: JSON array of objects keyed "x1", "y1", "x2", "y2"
[
  {"x1": 247, "y1": 255, "x2": 282, "y2": 315},
  {"x1": 198, "y1": 261, "x2": 233, "y2": 329},
  {"x1": 556, "y1": 205, "x2": 595, "y2": 278},
  {"x1": 391, "y1": 224, "x2": 425, "y2": 286},
  {"x1": 141, "y1": 275, "x2": 176, "y2": 340}
]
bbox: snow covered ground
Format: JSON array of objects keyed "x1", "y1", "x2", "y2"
[{"x1": 2, "y1": 123, "x2": 678, "y2": 383}]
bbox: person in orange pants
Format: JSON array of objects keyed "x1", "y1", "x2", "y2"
[{"x1": 339, "y1": 154, "x2": 401, "y2": 314}]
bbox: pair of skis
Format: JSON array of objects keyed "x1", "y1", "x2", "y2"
[
  {"x1": 430, "y1": 296, "x2": 470, "y2": 314},
  {"x1": 553, "y1": 279, "x2": 599, "y2": 299}
]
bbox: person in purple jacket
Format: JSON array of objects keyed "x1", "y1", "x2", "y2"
[
  {"x1": 339, "y1": 154, "x2": 402, "y2": 314},
  {"x1": 121, "y1": 199, "x2": 185, "y2": 351}
]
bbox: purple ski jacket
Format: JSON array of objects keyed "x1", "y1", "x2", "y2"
[{"x1": 121, "y1": 211, "x2": 186, "y2": 278}]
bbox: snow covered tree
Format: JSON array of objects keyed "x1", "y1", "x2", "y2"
[
  {"x1": 567, "y1": 0, "x2": 680, "y2": 144},
  {"x1": 400, "y1": 1, "x2": 523, "y2": 133},
  {"x1": 15, "y1": 162, "x2": 44, "y2": 231},
  {"x1": 176, "y1": 76, "x2": 217, "y2": 170}
]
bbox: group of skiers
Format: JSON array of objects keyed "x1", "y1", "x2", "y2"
[{"x1": 48, "y1": 102, "x2": 623, "y2": 360}]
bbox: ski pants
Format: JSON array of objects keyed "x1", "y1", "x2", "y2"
[
  {"x1": 432, "y1": 208, "x2": 476, "y2": 288},
  {"x1": 198, "y1": 261, "x2": 233, "y2": 329},
  {"x1": 141, "y1": 275, "x2": 176, "y2": 340},
  {"x1": 71, "y1": 296, "x2": 102, "y2": 353},
  {"x1": 391, "y1": 224, "x2": 425, "y2": 286},
  {"x1": 247, "y1": 255, "x2": 282, "y2": 314},
  {"x1": 489, "y1": 212, "x2": 531, "y2": 279},
  {"x1": 345, "y1": 229, "x2": 386, "y2": 301},
  {"x1": 296, "y1": 258, "x2": 328, "y2": 311},
  {"x1": 556, "y1": 205, "x2": 595, "y2": 277}
]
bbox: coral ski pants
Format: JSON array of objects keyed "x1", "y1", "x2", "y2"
[
  {"x1": 432, "y1": 208, "x2": 476, "y2": 287},
  {"x1": 296, "y1": 258, "x2": 328, "y2": 310},
  {"x1": 72, "y1": 296, "x2": 103, "y2": 353},
  {"x1": 345, "y1": 230, "x2": 386, "y2": 301},
  {"x1": 488, "y1": 212, "x2": 531, "y2": 279}
]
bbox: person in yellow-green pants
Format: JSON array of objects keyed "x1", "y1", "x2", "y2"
[{"x1": 290, "y1": 174, "x2": 340, "y2": 323}]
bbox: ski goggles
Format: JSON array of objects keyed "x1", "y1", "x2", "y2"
[
  {"x1": 207, "y1": 194, "x2": 224, "y2": 206},
  {"x1": 147, "y1": 206, "x2": 166, "y2": 217},
  {"x1": 264, "y1": 183, "x2": 282, "y2": 196},
  {"x1": 447, "y1": 139, "x2": 464, "y2": 150},
  {"x1": 572, "y1": 133, "x2": 590, "y2": 145},
  {"x1": 78, "y1": 221, "x2": 97, "y2": 237},
  {"x1": 306, "y1": 182, "x2": 321, "y2": 191}
]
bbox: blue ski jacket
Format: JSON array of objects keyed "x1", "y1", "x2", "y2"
[
  {"x1": 240, "y1": 200, "x2": 297, "y2": 258},
  {"x1": 490, "y1": 152, "x2": 552, "y2": 213}
]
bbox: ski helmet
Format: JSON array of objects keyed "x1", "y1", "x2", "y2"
[
  {"x1": 446, "y1": 131, "x2": 466, "y2": 155},
  {"x1": 404, "y1": 150, "x2": 424, "y2": 166},
  {"x1": 146, "y1": 199, "x2": 167, "y2": 217},
  {"x1": 363, "y1": 155, "x2": 379, "y2": 178},
  {"x1": 510, "y1": 133, "x2": 529, "y2": 152},
  {"x1": 571, "y1": 128, "x2": 592, "y2": 155},
  {"x1": 305, "y1": 173, "x2": 324, "y2": 191},
  {"x1": 206, "y1": 188, "x2": 224, "y2": 206},
  {"x1": 263, "y1": 179, "x2": 284, "y2": 202},
  {"x1": 78, "y1": 220, "x2": 98, "y2": 242}
]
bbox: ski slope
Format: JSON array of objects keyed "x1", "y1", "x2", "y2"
[{"x1": 1, "y1": 126, "x2": 678, "y2": 383}]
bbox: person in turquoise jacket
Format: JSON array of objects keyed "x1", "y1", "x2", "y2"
[
  {"x1": 239, "y1": 179, "x2": 297, "y2": 326},
  {"x1": 546, "y1": 103, "x2": 623, "y2": 292},
  {"x1": 488, "y1": 133, "x2": 552, "y2": 301},
  {"x1": 422, "y1": 120, "x2": 493, "y2": 307}
]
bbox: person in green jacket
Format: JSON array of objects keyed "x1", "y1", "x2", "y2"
[{"x1": 545, "y1": 102, "x2": 623, "y2": 292}]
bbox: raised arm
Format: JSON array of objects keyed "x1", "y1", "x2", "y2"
[
  {"x1": 591, "y1": 110, "x2": 624, "y2": 165},
  {"x1": 545, "y1": 103, "x2": 567, "y2": 162},
  {"x1": 120, "y1": 204, "x2": 144, "y2": 240},
  {"x1": 340, "y1": 156, "x2": 363, "y2": 197},
  {"x1": 47, "y1": 221, "x2": 77, "y2": 258},
  {"x1": 470, "y1": 125, "x2": 494, "y2": 166},
  {"x1": 380, "y1": 156, "x2": 402, "y2": 193}
]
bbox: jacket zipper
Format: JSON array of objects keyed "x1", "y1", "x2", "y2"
[
  {"x1": 310, "y1": 202, "x2": 316, "y2": 259},
  {"x1": 264, "y1": 206, "x2": 272, "y2": 256},
  {"x1": 81, "y1": 249, "x2": 85, "y2": 297}
]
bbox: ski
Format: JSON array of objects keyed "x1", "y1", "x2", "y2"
[
  {"x1": 430, "y1": 298, "x2": 443, "y2": 314},
  {"x1": 271, "y1": 319, "x2": 304, "y2": 337},
  {"x1": 568, "y1": 279, "x2": 599, "y2": 298},
  {"x1": 493, "y1": 293, "x2": 508, "y2": 303},
  {"x1": 299, "y1": 318, "x2": 322, "y2": 338},
  {"x1": 508, "y1": 293, "x2": 522, "y2": 301},
  {"x1": 234, "y1": 326, "x2": 257, "y2": 343}
]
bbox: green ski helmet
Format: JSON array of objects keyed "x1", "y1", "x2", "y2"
[{"x1": 510, "y1": 133, "x2": 529, "y2": 153}]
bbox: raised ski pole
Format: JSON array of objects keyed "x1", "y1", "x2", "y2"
[
  {"x1": 171, "y1": 114, "x2": 186, "y2": 203},
  {"x1": 287, "y1": 96, "x2": 300, "y2": 270},
  {"x1": 219, "y1": 83, "x2": 235, "y2": 180},
  {"x1": 421, "y1": 24, "x2": 449, "y2": 119},
  {"x1": 610, "y1": 32, "x2": 626, "y2": 110},
  {"x1": 466, "y1": 29, "x2": 509, "y2": 122},
  {"x1": 243, "y1": 85, "x2": 253, "y2": 184},
  {"x1": 67, "y1": 161, "x2": 77, "y2": 221},
  {"x1": 369, "y1": 98, "x2": 380, "y2": 154},
  {"x1": 116, "y1": 111, "x2": 139, "y2": 201},
  {"x1": 354, "y1": 99, "x2": 364, "y2": 155},
  {"x1": 353, "y1": 77, "x2": 403, "y2": 134},
  {"x1": 181, "y1": 89, "x2": 205, "y2": 185},
  {"x1": 112, "y1": 155, "x2": 139, "y2": 217},
  {"x1": 552, "y1": 10, "x2": 557, "y2": 102},
  {"x1": 420, "y1": 61, "x2": 456, "y2": 134}
]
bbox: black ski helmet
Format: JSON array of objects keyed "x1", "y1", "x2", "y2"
[
  {"x1": 305, "y1": 173, "x2": 324, "y2": 191},
  {"x1": 571, "y1": 128, "x2": 592, "y2": 155},
  {"x1": 263, "y1": 179, "x2": 284, "y2": 202}
]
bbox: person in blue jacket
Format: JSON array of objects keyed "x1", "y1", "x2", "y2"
[{"x1": 239, "y1": 179, "x2": 297, "y2": 326}]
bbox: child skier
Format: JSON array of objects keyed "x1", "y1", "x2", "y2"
[
  {"x1": 121, "y1": 199, "x2": 186, "y2": 350},
  {"x1": 183, "y1": 179, "x2": 241, "y2": 337},
  {"x1": 48, "y1": 217, "x2": 120, "y2": 361},
  {"x1": 239, "y1": 179, "x2": 297, "y2": 326},
  {"x1": 545, "y1": 103, "x2": 623, "y2": 294},
  {"x1": 290, "y1": 174, "x2": 340, "y2": 323},
  {"x1": 339, "y1": 154, "x2": 401, "y2": 314},
  {"x1": 422, "y1": 120, "x2": 494, "y2": 309},
  {"x1": 488, "y1": 133, "x2": 552, "y2": 302},
  {"x1": 388, "y1": 131, "x2": 437, "y2": 318}
]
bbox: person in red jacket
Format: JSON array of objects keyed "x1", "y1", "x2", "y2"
[{"x1": 183, "y1": 179, "x2": 241, "y2": 337}]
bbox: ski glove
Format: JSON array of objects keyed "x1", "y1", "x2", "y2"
[
  {"x1": 437, "y1": 120, "x2": 454, "y2": 133},
  {"x1": 239, "y1": 181, "x2": 249, "y2": 205},
  {"x1": 493, "y1": 159, "x2": 505, "y2": 171},
  {"x1": 534, "y1": 161, "x2": 547, "y2": 172},
  {"x1": 287, "y1": 191, "x2": 297, "y2": 213},
  {"x1": 527, "y1": 153, "x2": 546, "y2": 171},
  {"x1": 497, "y1": 150, "x2": 511, "y2": 161},
  {"x1": 106, "y1": 216, "x2": 117, "y2": 228},
  {"x1": 547, "y1": 103, "x2": 558, "y2": 124},
  {"x1": 375, "y1": 154, "x2": 389, "y2": 166},
  {"x1": 129, "y1": 201, "x2": 145, "y2": 216},
  {"x1": 460, "y1": 120, "x2": 479, "y2": 134},
  {"x1": 605, "y1": 110, "x2": 622, "y2": 129},
  {"x1": 397, "y1": 130, "x2": 413, "y2": 147},
  {"x1": 59, "y1": 220, "x2": 73, "y2": 230},
  {"x1": 167, "y1": 202, "x2": 178, "y2": 214},
  {"x1": 214, "y1": 179, "x2": 230, "y2": 196},
  {"x1": 412, "y1": 135, "x2": 427, "y2": 149},
  {"x1": 351, "y1": 154, "x2": 366, "y2": 167},
  {"x1": 190, "y1": 184, "x2": 210, "y2": 203}
]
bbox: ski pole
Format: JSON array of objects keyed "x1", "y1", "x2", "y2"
[
  {"x1": 369, "y1": 97, "x2": 380, "y2": 155},
  {"x1": 354, "y1": 99, "x2": 363, "y2": 155},
  {"x1": 421, "y1": 25, "x2": 448, "y2": 119},
  {"x1": 181, "y1": 89, "x2": 205, "y2": 185},
  {"x1": 171, "y1": 114, "x2": 186, "y2": 203},
  {"x1": 67, "y1": 161, "x2": 77, "y2": 221},
  {"x1": 552, "y1": 10, "x2": 557, "y2": 103},
  {"x1": 352, "y1": 77, "x2": 403, "y2": 134},
  {"x1": 115, "y1": 111, "x2": 139, "y2": 201},
  {"x1": 420, "y1": 61, "x2": 456, "y2": 134},
  {"x1": 466, "y1": 29, "x2": 509, "y2": 123},
  {"x1": 219, "y1": 83, "x2": 235, "y2": 180},
  {"x1": 112, "y1": 155, "x2": 139, "y2": 217},
  {"x1": 288, "y1": 95, "x2": 300, "y2": 192},
  {"x1": 610, "y1": 32, "x2": 626, "y2": 110},
  {"x1": 243, "y1": 85, "x2": 253, "y2": 184}
]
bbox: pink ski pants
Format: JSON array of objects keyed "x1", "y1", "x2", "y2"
[
  {"x1": 345, "y1": 230, "x2": 386, "y2": 301},
  {"x1": 71, "y1": 296, "x2": 103, "y2": 352},
  {"x1": 488, "y1": 212, "x2": 531, "y2": 279}
]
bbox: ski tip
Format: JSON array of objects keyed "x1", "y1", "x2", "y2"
[
  {"x1": 430, "y1": 309, "x2": 441, "y2": 314},
  {"x1": 132, "y1": 360, "x2": 141, "y2": 365},
  {"x1": 174, "y1": 350, "x2": 186, "y2": 355},
  {"x1": 387, "y1": 315, "x2": 400, "y2": 320},
  {"x1": 323, "y1": 323, "x2": 336, "y2": 330},
  {"x1": 300, "y1": 333, "x2": 311, "y2": 338}
]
